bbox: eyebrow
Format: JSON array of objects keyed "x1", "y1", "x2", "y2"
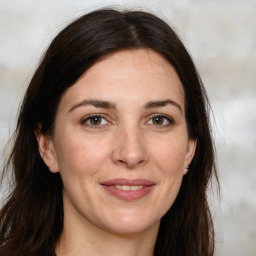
[
  {"x1": 68, "y1": 99, "x2": 182, "y2": 113},
  {"x1": 145, "y1": 99, "x2": 183, "y2": 113},
  {"x1": 69, "y1": 99, "x2": 116, "y2": 112}
]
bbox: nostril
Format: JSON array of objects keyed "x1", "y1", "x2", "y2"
[
  {"x1": 116, "y1": 158, "x2": 146, "y2": 169},
  {"x1": 111, "y1": 132, "x2": 148, "y2": 168}
]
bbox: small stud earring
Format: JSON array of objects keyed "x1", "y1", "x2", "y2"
[{"x1": 184, "y1": 166, "x2": 189, "y2": 174}]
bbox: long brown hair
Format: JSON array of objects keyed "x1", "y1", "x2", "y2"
[{"x1": 0, "y1": 8, "x2": 218, "y2": 256}]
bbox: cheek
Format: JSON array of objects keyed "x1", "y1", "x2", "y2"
[
  {"x1": 150, "y1": 141, "x2": 186, "y2": 217},
  {"x1": 55, "y1": 135, "x2": 110, "y2": 177},
  {"x1": 151, "y1": 137, "x2": 187, "y2": 175}
]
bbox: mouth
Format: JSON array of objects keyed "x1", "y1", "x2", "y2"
[
  {"x1": 112, "y1": 185, "x2": 144, "y2": 191},
  {"x1": 100, "y1": 179, "x2": 155, "y2": 201}
]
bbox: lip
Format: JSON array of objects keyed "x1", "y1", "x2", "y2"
[
  {"x1": 101, "y1": 178, "x2": 155, "y2": 186},
  {"x1": 100, "y1": 179, "x2": 156, "y2": 201}
]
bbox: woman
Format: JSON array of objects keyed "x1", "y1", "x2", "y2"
[{"x1": 0, "y1": 8, "x2": 218, "y2": 256}]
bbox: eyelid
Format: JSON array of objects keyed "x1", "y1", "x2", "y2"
[
  {"x1": 81, "y1": 113, "x2": 111, "y2": 128},
  {"x1": 80, "y1": 113, "x2": 175, "y2": 129},
  {"x1": 146, "y1": 113, "x2": 175, "y2": 127}
]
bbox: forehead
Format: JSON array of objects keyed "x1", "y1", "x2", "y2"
[
  {"x1": 59, "y1": 49, "x2": 185, "y2": 110},
  {"x1": 81, "y1": 49, "x2": 181, "y2": 84}
]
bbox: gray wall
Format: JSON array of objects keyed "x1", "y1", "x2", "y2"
[{"x1": 0, "y1": 0, "x2": 255, "y2": 255}]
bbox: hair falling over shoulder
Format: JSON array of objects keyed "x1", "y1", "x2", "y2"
[{"x1": 0, "y1": 8, "x2": 219, "y2": 256}]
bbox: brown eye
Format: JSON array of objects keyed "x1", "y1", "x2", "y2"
[
  {"x1": 148, "y1": 114, "x2": 174, "y2": 128},
  {"x1": 88, "y1": 116, "x2": 102, "y2": 125},
  {"x1": 82, "y1": 115, "x2": 108, "y2": 127},
  {"x1": 152, "y1": 116, "x2": 164, "y2": 125}
]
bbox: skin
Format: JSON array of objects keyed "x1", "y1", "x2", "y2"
[{"x1": 36, "y1": 49, "x2": 196, "y2": 256}]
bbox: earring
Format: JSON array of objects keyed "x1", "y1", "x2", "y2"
[{"x1": 184, "y1": 166, "x2": 189, "y2": 174}]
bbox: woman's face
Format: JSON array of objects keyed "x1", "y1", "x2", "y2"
[{"x1": 39, "y1": 49, "x2": 196, "y2": 236}]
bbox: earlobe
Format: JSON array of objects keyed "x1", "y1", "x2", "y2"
[
  {"x1": 184, "y1": 138, "x2": 197, "y2": 173},
  {"x1": 34, "y1": 125, "x2": 59, "y2": 173}
]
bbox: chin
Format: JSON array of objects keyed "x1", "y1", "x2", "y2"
[
  {"x1": 101, "y1": 210, "x2": 160, "y2": 235},
  {"x1": 107, "y1": 222, "x2": 157, "y2": 236}
]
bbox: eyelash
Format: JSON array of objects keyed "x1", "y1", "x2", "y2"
[
  {"x1": 81, "y1": 114, "x2": 109, "y2": 129},
  {"x1": 80, "y1": 114, "x2": 175, "y2": 129},
  {"x1": 148, "y1": 114, "x2": 175, "y2": 128}
]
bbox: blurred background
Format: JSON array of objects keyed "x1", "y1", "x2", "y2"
[{"x1": 0, "y1": 0, "x2": 255, "y2": 255}]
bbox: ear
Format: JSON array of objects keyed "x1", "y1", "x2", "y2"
[
  {"x1": 184, "y1": 138, "x2": 197, "y2": 174},
  {"x1": 34, "y1": 124, "x2": 59, "y2": 173}
]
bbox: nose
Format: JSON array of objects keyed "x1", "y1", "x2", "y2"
[{"x1": 111, "y1": 126, "x2": 148, "y2": 169}]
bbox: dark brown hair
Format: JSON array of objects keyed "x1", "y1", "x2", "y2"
[{"x1": 0, "y1": 8, "x2": 218, "y2": 256}]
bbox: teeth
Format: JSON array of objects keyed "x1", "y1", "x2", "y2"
[
  {"x1": 131, "y1": 185, "x2": 143, "y2": 190},
  {"x1": 114, "y1": 185, "x2": 143, "y2": 191}
]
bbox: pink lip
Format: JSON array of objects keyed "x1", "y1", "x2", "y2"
[
  {"x1": 101, "y1": 179, "x2": 155, "y2": 186},
  {"x1": 100, "y1": 179, "x2": 155, "y2": 201}
]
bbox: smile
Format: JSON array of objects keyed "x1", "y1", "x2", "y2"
[
  {"x1": 113, "y1": 185, "x2": 143, "y2": 191},
  {"x1": 101, "y1": 179, "x2": 155, "y2": 201}
]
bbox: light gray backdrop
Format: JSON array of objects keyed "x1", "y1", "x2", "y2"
[{"x1": 0, "y1": 0, "x2": 255, "y2": 255}]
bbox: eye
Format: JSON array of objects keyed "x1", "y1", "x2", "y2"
[
  {"x1": 82, "y1": 114, "x2": 108, "y2": 127},
  {"x1": 147, "y1": 114, "x2": 175, "y2": 127}
]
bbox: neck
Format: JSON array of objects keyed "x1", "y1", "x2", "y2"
[
  {"x1": 56, "y1": 225, "x2": 158, "y2": 256},
  {"x1": 55, "y1": 209, "x2": 159, "y2": 256}
]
